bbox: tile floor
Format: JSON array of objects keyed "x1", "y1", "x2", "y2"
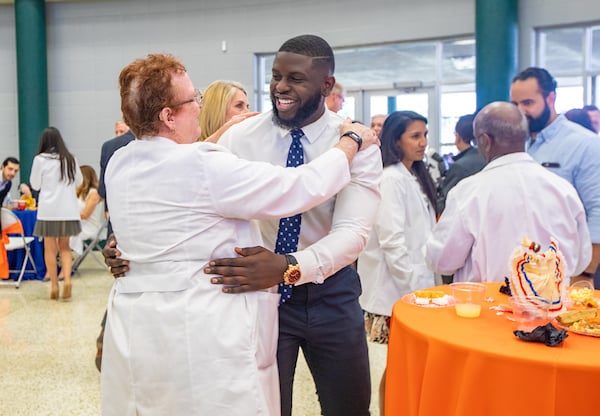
[{"x1": 0, "y1": 257, "x2": 386, "y2": 415}]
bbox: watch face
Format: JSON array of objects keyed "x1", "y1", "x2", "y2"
[
  {"x1": 284, "y1": 265, "x2": 301, "y2": 284},
  {"x1": 348, "y1": 132, "x2": 360, "y2": 140}
]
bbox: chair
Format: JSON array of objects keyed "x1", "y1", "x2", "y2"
[
  {"x1": 0, "y1": 208, "x2": 37, "y2": 288},
  {"x1": 72, "y1": 219, "x2": 108, "y2": 274}
]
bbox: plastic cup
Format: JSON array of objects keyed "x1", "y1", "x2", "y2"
[
  {"x1": 450, "y1": 282, "x2": 486, "y2": 318},
  {"x1": 508, "y1": 296, "x2": 550, "y2": 332}
]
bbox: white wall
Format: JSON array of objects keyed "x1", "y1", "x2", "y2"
[
  {"x1": 0, "y1": 0, "x2": 473, "y2": 184},
  {"x1": 0, "y1": 0, "x2": 598, "y2": 190}
]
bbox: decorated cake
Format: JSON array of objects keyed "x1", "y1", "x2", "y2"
[{"x1": 509, "y1": 237, "x2": 565, "y2": 313}]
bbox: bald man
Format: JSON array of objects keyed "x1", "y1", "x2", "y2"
[{"x1": 425, "y1": 101, "x2": 591, "y2": 284}]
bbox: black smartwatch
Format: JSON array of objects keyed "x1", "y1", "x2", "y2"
[{"x1": 341, "y1": 131, "x2": 362, "y2": 150}]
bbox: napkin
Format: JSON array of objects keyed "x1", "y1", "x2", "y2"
[
  {"x1": 513, "y1": 323, "x2": 568, "y2": 347},
  {"x1": 499, "y1": 277, "x2": 512, "y2": 296}
]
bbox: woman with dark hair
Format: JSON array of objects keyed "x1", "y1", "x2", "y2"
[
  {"x1": 564, "y1": 108, "x2": 595, "y2": 132},
  {"x1": 358, "y1": 110, "x2": 438, "y2": 414},
  {"x1": 30, "y1": 126, "x2": 82, "y2": 301}
]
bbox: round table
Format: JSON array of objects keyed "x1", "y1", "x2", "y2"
[{"x1": 385, "y1": 283, "x2": 600, "y2": 416}]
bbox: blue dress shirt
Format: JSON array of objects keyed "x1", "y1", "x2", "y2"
[{"x1": 526, "y1": 114, "x2": 600, "y2": 242}]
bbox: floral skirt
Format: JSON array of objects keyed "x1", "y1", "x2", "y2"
[
  {"x1": 364, "y1": 311, "x2": 390, "y2": 344},
  {"x1": 34, "y1": 219, "x2": 81, "y2": 238}
]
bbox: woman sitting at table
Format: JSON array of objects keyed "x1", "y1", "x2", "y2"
[
  {"x1": 357, "y1": 110, "x2": 438, "y2": 414},
  {"x1": 70, "y1": 165, "x2": 104, "y2": 254}
]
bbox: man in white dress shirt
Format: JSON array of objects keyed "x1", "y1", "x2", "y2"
[
  {"x1": 425, "y1": 101, "x2": 591, "y2": 284},
  {"x1": 207, "y1": 35, "x2": 381, "y2": 416},
  {"x1": 104, "y1": 35, "x2": 381, "y2": 415}
]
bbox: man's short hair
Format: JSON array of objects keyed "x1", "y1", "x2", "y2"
[
  {"x1": 583, "y1": 104, "x2": 599, "y2": 112},
  {"x1": 2, "y1": 157, "x2": 19, "y2": 167},
  {"x1": 512, "y1": 67, "x2": 557, "y2": 98},
  {"x1": 278, "y1": 34, "x2": 335, "y2": 74},
  {"x1": 455, "y1": 114, "x2": 475, "y2": 145}
]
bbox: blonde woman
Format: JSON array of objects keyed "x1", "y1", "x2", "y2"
[{"x1": 199, "y1": 80, "x2": 259, "y2": 142}]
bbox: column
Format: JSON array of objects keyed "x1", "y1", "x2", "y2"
[
  {"x1": 475, "y1": 0, "x2": 518, "y2": 109},
  {"x1": 15, "y1": 0, "x2": 48, "y2": 183}
]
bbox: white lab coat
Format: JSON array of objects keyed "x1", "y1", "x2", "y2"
[
  {"x1": 425, "y1": 153, "x2": 591, "y2": 283},
  {"x1": 358, "y1": 163, "x2": 436, "y2": 317},
  {"x1": 101, "y1": 137, "x2": 352, "y2": 416}
]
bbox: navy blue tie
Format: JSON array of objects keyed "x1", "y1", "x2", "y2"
[{"x1": 276, "y1": 128, "x2": 305, "y2": 304}]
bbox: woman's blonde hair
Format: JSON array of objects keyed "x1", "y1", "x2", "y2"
[
  {"x1": 199, "y1": 80, "x2": 247, "y2": 141},
  {"x1": 76, "y1": 165, "x2": 99, "y2": 199}
]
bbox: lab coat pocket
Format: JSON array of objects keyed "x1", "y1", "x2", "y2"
[{"x1": 252, "y1": 291, "x2": 280, "y2": 370}]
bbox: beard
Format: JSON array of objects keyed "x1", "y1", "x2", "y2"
[
  {"x1": 527, "y1": 103, "x2": 551, "y2": 133},
  {"x1": 271, "y1": 91, "x2": 322, "y2": 129}
]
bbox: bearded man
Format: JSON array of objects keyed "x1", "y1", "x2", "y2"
[{"x1": 510, "y1": 67, "x2": 600, "y2": 286}]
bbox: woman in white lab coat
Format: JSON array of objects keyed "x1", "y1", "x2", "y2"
[
  {"x1": 357, "y1": 111, "x2": 438, "y2": 414},
  {"x1": 30, "y1": 127, "x2": 82, "y2": 301},
  {"x1": 100, "y1": 53, "x2": 378, "y2": 416}
]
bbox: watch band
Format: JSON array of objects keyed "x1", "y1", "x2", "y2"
[
  {"x1": 341, "y1": 131, "x2": 362, "y2": 150},
  {"x1": 283, "y1": 254, "x2": 301, "y2": 285}
]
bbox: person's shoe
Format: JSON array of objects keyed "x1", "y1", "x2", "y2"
[
  {"x1": 50, "y1": 284, "x2": 59, "y2": 300},
  {"x1": 95, "y1": 329, "x2": 104, "y2": 372},
  {"x1": 62, "y1": 283, "x2": 72, "y2": 301}
]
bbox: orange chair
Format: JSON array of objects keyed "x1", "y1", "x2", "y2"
[{"x1": 0, "y1": 208, "x2": 37, "y2": 288}]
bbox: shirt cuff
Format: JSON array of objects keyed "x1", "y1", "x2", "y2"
[{"x1": 291, "y1": 250, "x2": 325, "y2": 285}]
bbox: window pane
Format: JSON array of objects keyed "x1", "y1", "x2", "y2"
[
  {"x1": 442, "y1": 39, "x2": 476, "y2": 84},
  {"x1": 369, "y1": 96, "x2": 389, "y2": 117},
  {"x1": 591, "y1": 27, "x2": 600, "y2": 71},
  {"x1": 440, "y1": 91, "x2": 476, "y2": 156},
  {"x1": 338, "y1": 97, "x2": 355, "y2": 121},
  {"x1": 553, "y1": 76, "x2": 583, "y2": 113},
  {"x1": 335, "y1": 42, "x2": 438, "y2": 89},
  {"x1": 395, "y1": 93, "x2": 429, "y2": 119},
  {"x1": 540, "y1": 27, "x2": 584, "y2": 75}
]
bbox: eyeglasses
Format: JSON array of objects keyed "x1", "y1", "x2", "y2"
[{"x1": 170, "y1": 89, "x2": 203, "y2": 107}]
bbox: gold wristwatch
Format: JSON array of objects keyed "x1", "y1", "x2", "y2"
[{"x1": 283, "y1": 254, "x2": 301, "y2": 285}]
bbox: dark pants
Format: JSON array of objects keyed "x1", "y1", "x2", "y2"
[{"x1": 277, "y1": 266, "x2": 371, "y2": 416}]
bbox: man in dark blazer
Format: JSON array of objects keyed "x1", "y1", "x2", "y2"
[
  {"x1": 95, "y1": 122, "x2": 134, "y2": 371},
  {"x1": 0, "y1": 157, "x2": 20, "y2": 228},
  {"x1": 437, "y1": 114, "x2": 486, "y2": 213},
  {"x1": 98, "y1": 122, "x2": 135, "y2": 235}
]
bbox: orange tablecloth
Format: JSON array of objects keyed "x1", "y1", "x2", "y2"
[{"x1": 385, "y1": 283, "x2": 600, "y2": 416}]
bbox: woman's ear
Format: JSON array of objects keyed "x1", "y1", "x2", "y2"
[{"x1": 159, "y1": 107, "x2": 176, "y2": 129}]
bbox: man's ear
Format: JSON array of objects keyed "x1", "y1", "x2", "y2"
[
  {"x1": 322, "y1": 75, "x2": 336, "y2": 97},
  {"x1": 546, "y1": 91, "x2": 557, "y2": 111},
  {"x1": 477, "y1": 133, "x2": 491, "y2": 158}
]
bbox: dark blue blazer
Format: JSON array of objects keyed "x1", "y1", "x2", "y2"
[{"x1": 98, "y1": 130, "x2": 135, "y2": 235}]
